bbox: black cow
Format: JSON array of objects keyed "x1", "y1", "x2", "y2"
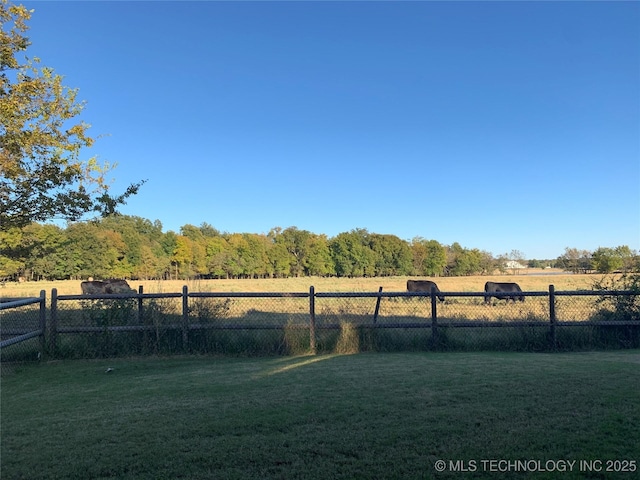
[
  {"x1": 81, "y1": 279, "x2": 136, "y2": 295},
  {"x1": 484, "y1": 281, "x2": 524, "y2": 303},
  {"x1": 407, "y1": 280, "x2": 445, "y2": 302}
]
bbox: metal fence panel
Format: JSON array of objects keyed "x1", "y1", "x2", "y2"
[{"x1": 1, "y1": 292, "x2": 46, "y2": 371}]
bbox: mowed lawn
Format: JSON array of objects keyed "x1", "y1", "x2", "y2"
[{"x1": 2, "y1": 352, "x2": 639, "y2": 480}]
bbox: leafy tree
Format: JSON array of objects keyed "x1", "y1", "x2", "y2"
[
  {"x1": 22, "y1": 223, "x2": 65, "y2": 279},
  {"x1": 99, "y1": 215, "x2": 146, "y2": 273},
  {"x1": 446, "y1": 243, "x2": 484, "y2": 276},
  {"x1": 172, "y1": 235, "x2": 195, "y2": 279},
  {"x1": 62, "y1": 222, "x2": 115, "y2": 279},
  {"x1": 476, "y1": 250, "x2": 496, "y2": 275},
  {"x1": 278, "y1": 227, "x2": 312, "y2": 277},
  {"x1": 159, "y1": 231, "x2": 178, "y2": 278},
  {"x1": 445, "y1": 243, "x2": 465, "y2": 276},
  {"x1": 241, "y1": 233, "x2": 269, "y2": 278},
  {"x1": 330, "y1": 229, "x2": 376, "y2": 277},
  {"x1": 0, "y1": 226, "x2": 24, "y2": 278},
  {"x1": 137, "y1": 244, "x2": 166, "y2": 280},
  {"x1": 0, "y1": 0, "x2": 144, "y2": 229},
  {"x1": 465, "y1": 248, "x2": 485, "y2": 275},
  {"x1": 203, "y1": 236, "x2": 229, "y2": 278},
  {"x1": 180, "y1": 224, "x2": 206, "y2": 243},
  {"x1": 225, "y1": 234, "x2": 249, "y2": 278},
  {"x1": 0, "y1": 252, "x2": 21, "y2": 279},
  {"x1": 422, "y1": 240, "x2": 447, "y2": 276},
  {"x1": 370, "y1": 233, "x2": 413, "y2": 276},
  {"x1": 614, "y1": 245, "x2": 638, "y2": 273},
  {"x1": 198, "y1": 222, "x2": 221, "y2": 238},
  {"x1": 97, "y1": 229, "x2": 130, "y2": 278},
  {"x1": 173, "y1": 225, "x2": 209, "y2": 277},
  {"x1": 528, "y1": 259, "x2": 550, "y2": 269},
  {"x1": 266, "y1": 239, "x2": 292, "y2": 278},
  {"x1": 592, "y1": 247, "x2": 623, "y2": 274},
  {"x1": 557, "y1": 247, "x2": 592, "y2": 274},
  {"x1": 304, "y1": 234, "x2": 334, "y2": 277},
  {"x1": 191, "y1": 239, "x2": 207, "y2": 277},
  {"x1": 410, "y1": 237, "x2": 428, "y2": 275},
  {"x1": 411, "y1": 238, "x2": 447, "y2": 276},
  {"x1": 96, "y1": 215, "x2": 168, "y2": 279}
]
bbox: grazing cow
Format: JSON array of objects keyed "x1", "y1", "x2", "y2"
[
  {"x1": 407, "y1": 279, "x2": 445, "y2": 302},
  {"x1": 484, "y1": 281, "x2": 524, "y2": 303},
  {"x1": 81, "y1": 279, "x2": 136, "y2": 295},
  {"x1": 103, "y1": 279, "x2": 136, "y2": 294}
]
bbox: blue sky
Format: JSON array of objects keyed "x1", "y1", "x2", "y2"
[{"x1": 22, "y1": 1, "x2": 639, "y2": 260}]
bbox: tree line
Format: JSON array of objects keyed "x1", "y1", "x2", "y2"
[
  {"x1": 1, "y1": 216, "x2": 637, "y2": 281},
  {"x1": 555, "y1": 246, "x2": 638, "y2": 275}
]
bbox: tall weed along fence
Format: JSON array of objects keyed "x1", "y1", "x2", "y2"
[{"x1": 1, "y1": 285, "x2": 639, "y2": 363}]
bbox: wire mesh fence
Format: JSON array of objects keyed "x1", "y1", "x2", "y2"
[{"x1": 1, "y1": 286, "x2": 638, "y2": 365}]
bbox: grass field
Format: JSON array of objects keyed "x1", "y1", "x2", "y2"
[
  {"x1": 2, "y1": 352, "x2": 639, "y2": 480},
  {"x1": 0, "y1": 271, "x2": 601, "y2": 298}
]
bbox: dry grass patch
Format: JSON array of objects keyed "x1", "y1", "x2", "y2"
[{"x1": 0, "y1": 273, "x2": 603, "y2": 298}]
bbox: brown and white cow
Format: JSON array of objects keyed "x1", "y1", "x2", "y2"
[
  {"x1": 407, "y1": 279, "x2": 445, "y2": 302},
  {"x1": 484, "y1": 281, "x2": 524, "y2": 303},
  {"x1": 81, "y1": 279, "x2": 136, "y2": 295}
]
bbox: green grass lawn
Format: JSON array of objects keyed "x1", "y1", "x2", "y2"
[{"x1": 2, "y1": 352, "x2": 639, "y2": 480}]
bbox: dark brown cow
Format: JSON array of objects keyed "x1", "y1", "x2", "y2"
[
  {"x1": 484, "y1": 281, "x2": 524, "y2": 303},
  {"x1": 406, "y1": 279, "x2": 445, "y2": 302},
  {"x1": 103, "y1": 279, "x2": 136, "y2": 294},
  {"x1": 81, "y1": 279, "x2": 136, "y2": 295},
  {"x1": 81, "y1": 280, "x2": 105, "y2": 294}
]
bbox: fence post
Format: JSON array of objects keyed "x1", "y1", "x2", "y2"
[
  {"x1": 431, "y1": 287, "x2": 438, "y2": 346},
  {"x1": 309, "y1": 286, "x2": 316, "y2": 354},
  {"x1": 373, "y1": 286, "x2": 383, "y2": 324},
  {"x1": 137, "y1": 285, "x2": 144, "y2": 325},
  {"x1": 49, "y1": 288, "x2": 58, "y2": 356},
  {"x1": 39, "y1": 290, "x2": 46, "y2": 358},
  {"x1": 549, "y1": 284, "x2": 557, "y2": 349},
  {"x1": 182, "y1": 285, "x2": 189, "y2": 351}
]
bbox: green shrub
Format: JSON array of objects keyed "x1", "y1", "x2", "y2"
[
  {"x1": 592, "y1": 274, "x2": 640, "y2": 321},
  {"x1": 592, "y1": 274, "x2": 640, "y2": 348}
]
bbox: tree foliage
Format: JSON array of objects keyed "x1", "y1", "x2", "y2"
[
  {"x1": 370, "y1": 233, "x2": 413, "y2": 276},
  {"x1": 411, "y1": 237, "x2": 447, "y2": 276},
  {"x1": 329, "y1": 229, "x2": 377, "y2": 277},
  {"x1": 0, "y1": 0, "x2": 143, "y2": 229},
  {"x1": 556, "y1": 247, "x2": 593, "y2": 274},
  {"x1": 1, "y1": 217, "x2": 637, "y2": 281}
]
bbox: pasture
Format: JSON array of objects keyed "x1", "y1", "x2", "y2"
[
  {"x1": 0, "y1": 271, "x2": 599, "y2": 298},
  {"x1": 2, "y1": 352, "x2": 639, "y2": 479}
]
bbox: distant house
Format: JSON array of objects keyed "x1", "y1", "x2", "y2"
[{"x1": 505, "y1": 260, "x2": 527, "y2": 270}]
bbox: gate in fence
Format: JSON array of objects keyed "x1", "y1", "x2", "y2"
[{"x1": 1, "y1": 291, "x2": 47, "y2": 368}]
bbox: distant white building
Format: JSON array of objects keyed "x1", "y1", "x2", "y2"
[{"x1": 505, "y1": 260, "x2": 527, "y2": 270}]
